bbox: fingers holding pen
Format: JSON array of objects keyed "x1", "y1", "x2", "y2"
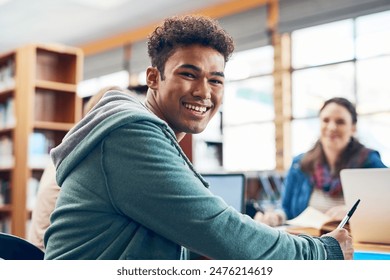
[{"x1": 324, "y1": 228, "x2": 354, "y2": 260}]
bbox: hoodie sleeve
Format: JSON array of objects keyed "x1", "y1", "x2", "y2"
[{"x1": 100, "y1": 120, "x2": 331, "y2": 260}]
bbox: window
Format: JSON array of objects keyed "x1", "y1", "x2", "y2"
[
  {"x1": 292, "y1": 63, "x2": 355, "y2": 118},
  {"x1": 223, "y1": 46, "x2": 275, "y2": 171},
  {"x1": 292, "y1": 20, "x2": 354, "y2": 68},
  {"x1": 356, "y1": 57, "x2": 390, "y2": 114},
  {"x1": 78, "y1": 70, "x2": 129, "y2": 97},
  {"x1": 291, "y1": 10, "x2": 390, "y2": 166},
  {"x1": 356, "y1": 10, "x2": 390, "y2": 59}
]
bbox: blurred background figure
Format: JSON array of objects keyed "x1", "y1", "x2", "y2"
[{"x1": 255, "y1": 97, "x2": 387, "y2": 226}]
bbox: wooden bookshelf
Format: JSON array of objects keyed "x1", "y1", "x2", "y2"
[{"x1": 0, "y1": 43, "x2": 83, "y2": 238}]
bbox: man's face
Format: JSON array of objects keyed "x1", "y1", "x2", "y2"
[{"x1": 146, "y1": 44, "x2": 225, "y2": 140}]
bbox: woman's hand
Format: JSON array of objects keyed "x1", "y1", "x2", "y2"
[
  {"x1": 254, "y1": 211, "x2": 283, "y2": 227},
  {"x1": 325, "y1": 205, "x2": 348, "y2": 220}
]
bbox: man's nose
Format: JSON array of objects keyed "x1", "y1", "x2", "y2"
[{"x1": 193, "y1": 79, "x2": 211, "y2": 99}]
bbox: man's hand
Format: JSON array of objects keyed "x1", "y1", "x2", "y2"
[{"x1": 323, "y1": 228, "x2": 354, "y2": 260}]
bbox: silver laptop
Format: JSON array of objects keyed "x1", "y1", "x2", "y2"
[{"x1": 340, "y1": 168, "x2": 390, "y2": 245}]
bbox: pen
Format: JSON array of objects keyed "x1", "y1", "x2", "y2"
[{"x1": 337, "y1": 199, "x2": 360, "y2": 229}]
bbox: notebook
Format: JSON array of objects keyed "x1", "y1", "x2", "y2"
[
  {"x1": 340, "y1": 168, "x2": 390, "y2": 245},
  {"x1": 202, "y1": 173, "x2": 246, "y2": 213}
]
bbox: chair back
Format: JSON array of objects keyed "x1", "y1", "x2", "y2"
[{"x1": 0, "y1": 232, "x2": 44, "y2": 260}]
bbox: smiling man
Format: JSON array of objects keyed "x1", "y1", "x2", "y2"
[
  {"x1": 145, "y1": 45, "x2": 225, "y2": 138},
  {"x1": 44, "y1": 15, "x2": 353, "y2": 260}
]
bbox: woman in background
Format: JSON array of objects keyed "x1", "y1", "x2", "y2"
[{"x1": 255, "y1": 97, "x2": 387, "y2": 226}]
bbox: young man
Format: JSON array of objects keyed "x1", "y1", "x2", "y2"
[{"x1": 44, "y1": 15, "x2": 353, "y2": 260}]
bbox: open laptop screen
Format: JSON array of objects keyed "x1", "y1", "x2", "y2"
[
  {"x1": 202, "y1": 173, "x2": 246, "y2": 214},
  {"x1": 340, "y1": 168, "x2": 390, "y2": 245}
]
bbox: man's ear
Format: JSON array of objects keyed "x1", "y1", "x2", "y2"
[{"x1": 146, "y1": 67, "x2": 159, "y2": 90}]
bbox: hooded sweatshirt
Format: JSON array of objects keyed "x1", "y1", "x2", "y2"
[{"x1": 44, "y1": 90, "x2": 343, "y2": 260}]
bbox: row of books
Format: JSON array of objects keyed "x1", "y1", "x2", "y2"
[
  {"x1": 0, "y1": 136, "x2": 13, "y2": 168},
  {"x1": 29, "y1": 132, "x2": 55, "y2": 169},
  {"x1": 0, "y1": 176, "x2": 39, "y2": 209},
  {"x1": 0, "y1": 97, "x2": 15, "y2": 129},
  {"x1": 0, "y1": 217, "x2": 11, "y2": 233},
  {"x1": 0, "y1": 179, "x2": 10, "y2": 205},
  {"x1": 27, "y1": 177, "x2": 39, "y2": 210},
  {"x1": 0, "y1": 59, "x2": 15, "y2": 91},
  {"x1": 0, "y1": 132, "x2": 55, "y2": 169}
]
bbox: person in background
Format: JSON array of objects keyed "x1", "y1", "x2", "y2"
[
  {"x1": 255, "y1": 97, "x2": 387, "y2": 227},
  {"x1": 28, "y1": 85, "x2": 127, "y2": 250},
  {"x1": 44, "y1": 15, "x2": 353, "y2": 260}
]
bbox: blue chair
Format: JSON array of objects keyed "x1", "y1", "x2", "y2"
[{"x1": 0, "y1": 232, "x2": 44, "y2": 260}]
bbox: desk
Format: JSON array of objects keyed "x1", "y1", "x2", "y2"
[
  {"x1": 278, "y1": 226, "x2": 390, "y2": 260},
  {"x1": 354, "y1": 251, "x2": 390, "y2": 260},
  {"x1": 354, "y1": 242, "x2": 390, "y2": 253},
  {"x1": 353, "y1": 242, "x2": 390, "y2": 260}
]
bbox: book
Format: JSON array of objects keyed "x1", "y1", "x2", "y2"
[{"x1": 284, "y1": 206, "x2": 348, "y2": 236}]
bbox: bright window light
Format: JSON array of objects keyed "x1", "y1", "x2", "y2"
[{"x1": 78, "y1": 70, "x2": 129, "y2": 97}]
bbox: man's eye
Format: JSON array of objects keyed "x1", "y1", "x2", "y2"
[
  {"x1": 181, "y1": 72, "x2": 195, "y2": 78},
  {"x1": 210, "y1": 79, "x2": 223, "y2": 85}
]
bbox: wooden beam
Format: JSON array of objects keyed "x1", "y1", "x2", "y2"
[
  {"x1": 199, "y1": 0, "x2": 268, "y2": 18},
  {"x1": 80, "y1": 0, "x2": 269, "y2": 56},
  {"x1": 266, "y1": 0, "x2": 279, "y2": 33},
  {"x1": 273, "y1": 33, "x2": 292, "y2": 171}
]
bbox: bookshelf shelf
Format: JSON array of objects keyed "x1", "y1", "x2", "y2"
[
  {"x1": 0, "y1": 43, "x2": 83, "y2": 238},
  {"x1": 0, "y1": 205, "x2": 11, "y2": 212},
  {"x1": 0, "y1": 167, "x2": 12, "y2": 172},
  {"x1": 0, "y1": 127, "x2": 13, "y2": 134},
  {"x1": 34, "y1": 121, "x2": 74, "y2": 131},
  {"x1": 35, "y1": 80, "x2": 78, "y2": 92},
  {"x1": 0, "y1": 87, "x2": 15, "y2": 96}
]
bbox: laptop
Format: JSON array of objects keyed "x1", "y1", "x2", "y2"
[
  {"x1": 340, "y1": 168, "x2": 390, "y2": 245},
  {"x1": 190, "y1": 173, "x2": 246, "y2": 260},
  {"x1": 202, "y1": 173, "x2": 246, "y2": 213}
]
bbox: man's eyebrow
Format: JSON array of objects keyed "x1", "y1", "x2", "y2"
[
  {"x1": 179, "y1": 64, "x2": 225, "y2": 78},
  {"x1": 211, "y1": 71, "x2": 225, "y2": 78}
]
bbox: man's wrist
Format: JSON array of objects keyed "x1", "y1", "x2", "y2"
[{"x1": 319, "y1": 236, "x2": 344, "y2": 260}]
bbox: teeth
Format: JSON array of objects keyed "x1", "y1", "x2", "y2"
[{"x1": 185, "y1": 103, "x2": 207, "y2": 113}]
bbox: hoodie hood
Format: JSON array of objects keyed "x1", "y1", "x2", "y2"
[{"x1": 50, "y1": 90, "x2": 170, "y2": 186}]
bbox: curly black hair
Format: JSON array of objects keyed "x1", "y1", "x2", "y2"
[{"x1": 147, "y1": 14, "x2": 235, "y2": 79}]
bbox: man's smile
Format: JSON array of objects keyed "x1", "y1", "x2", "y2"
[{"x1": 183, "y1": 102, "x2": 210, "y2": 114}]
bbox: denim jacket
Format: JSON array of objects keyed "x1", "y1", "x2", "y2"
[{"x1": 282, "y1": 152, "x2": 386, "y2": 220}]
